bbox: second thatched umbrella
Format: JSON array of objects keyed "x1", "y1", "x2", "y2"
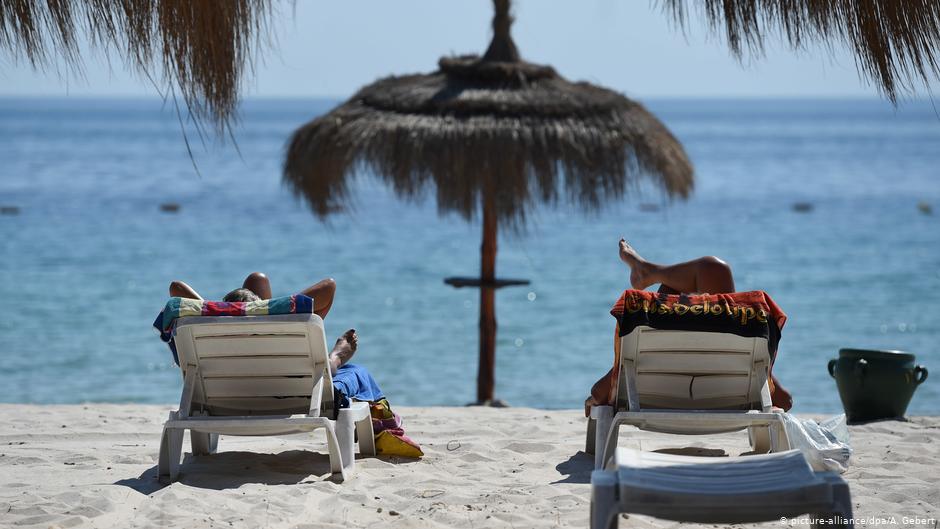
[{"x1": 284, "y1": 0, "x2": 693, "y2": 404}]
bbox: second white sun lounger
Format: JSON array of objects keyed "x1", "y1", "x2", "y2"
[
  {"x1": 587, "y1": 326, "x2": 791, "y2": 469},
  {"x1": 590, "y1": 447, "x2": 852, "y2": 529},
  {"x1": 157, "y1": 313, "x2": 375, "y2": 483}
]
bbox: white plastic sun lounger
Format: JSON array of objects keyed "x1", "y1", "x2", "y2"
[
  {"x1": 158, "y1": 313, "x2": 375, "y2": 483},
  {"x1": 587, "y1": 326, "x2": 791, "y2": 470},
  {"x1": 590, "y1": 447, "x2": 853, "y2": 529}
]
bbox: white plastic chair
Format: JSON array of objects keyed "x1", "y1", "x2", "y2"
[
  {"x1": 590, "y1": 447, "x2": 853, "y2": 529},
  {"x1": 587, "y1": 326, "x2": 790, "y2": 469},
  {"x1": 158, "y1": 313, "x2": 374, "y2": 483}
]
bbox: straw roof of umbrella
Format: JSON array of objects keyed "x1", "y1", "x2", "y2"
[
  {"x1": 3, "y1": 1, "x2": 940, "y2": 133},
  {"x1": 662, "y1": 0, "x2": 940, "y2": 104},
  {"x1": 283, "y1": 38, "x2": 693, "y2": 225},
  {"x1": 0, "y1": 0, "x2": 270, "y2": 133}
]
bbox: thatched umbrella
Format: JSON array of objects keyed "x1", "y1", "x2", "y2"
[
  {"x1": 0, "y1": 0, "x2": 270, "y2": 133},
  {"x1": 4, "y1": 1, "x2": 940, "y2": 129},
  {"x1": 284, "y1": 0, "x2": 694, "y2": 404},
  {"x1": 662, "y1": 0, "x2": 940, "y2": 105}
]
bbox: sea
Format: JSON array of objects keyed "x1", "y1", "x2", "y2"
[{"x1": 1, "y1": 97, "x2": 938, "y2": 414}]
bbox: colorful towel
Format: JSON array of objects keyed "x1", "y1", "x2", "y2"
[
  {"x1": 370, "y1": 398, "x2": 423, "y2": 458},
  {"x1": 331, "y1": 368, "x2": 422, "y2": 458},
  {"x1": 611, "y1": 289, "x2": 786, "y2": 358},
  {"x1": 152, "y1": 295, "x2": 314, "y2": 365}
]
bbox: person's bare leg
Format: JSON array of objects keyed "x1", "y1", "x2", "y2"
[
  {"x1": 329, "y1": 329, "x2": 357, "y2": 374},
  {"x1": 586, "y1": 368, "x2": 614, "y2": 416},
  {"x1": 242, "y1": 272, "x2": 273, "y2": 300},
  {"x1": 299, "y1": 278, "x2": 337, "y2": 319},
  {"x1": 619, "y1": 239, "x2": 734, "y2": 294},
  {"x1": 169, "y1": 280, "x2": 203, "y2": 300},
  {"x1": 771, "y1": 374, "x2": 792, "y2": 410},
  {"x1": 657, "y1": 256, "x2": 735, "y2": 294},
  {"x1": 586, "y1": 323, "x2": 623, "y2": 417}
]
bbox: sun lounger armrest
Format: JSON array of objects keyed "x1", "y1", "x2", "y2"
[
  {"x1": 760, "y1": 380, "x2": 773, "y2": 412},
  {"x1": 623, "y1": 358, "x2": 640, "y2": 411},
  {"x1": 308, "y1": 369, "x2": 325, "y2": 418}
]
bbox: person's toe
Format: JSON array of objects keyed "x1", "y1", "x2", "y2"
[{"x1": 344, "y1": 329, "x2": 358, "y2": 348}]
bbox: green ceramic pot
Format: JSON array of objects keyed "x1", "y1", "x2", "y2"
[{"x1": 828, "y1": 348, "x2": 928, "y2": 422}]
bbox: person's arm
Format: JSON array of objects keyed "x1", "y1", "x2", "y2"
[{"x1": 169, "y1": 280, "x2": 203, "y2": 300}]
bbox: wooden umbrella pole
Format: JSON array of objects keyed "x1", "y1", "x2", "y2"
[
  {"x1": 478, "y1": 193, "x2": 498, "y2": 403},
  {"x1": 476, "y1": 0, "x2": 511, "y2": 404}
]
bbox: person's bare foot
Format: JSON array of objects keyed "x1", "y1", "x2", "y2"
[
  {"x1": 329, "y1": 329, "x2": 357, "y2": 374},
  {"x1": 619, "y1": 238, "x2": 657, "y2": 290}
]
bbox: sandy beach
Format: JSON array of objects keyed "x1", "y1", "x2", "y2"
[{"x1": 0, "y1": 405, "x2": 936, "y2": 528}]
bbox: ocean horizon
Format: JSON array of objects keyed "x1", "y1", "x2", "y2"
[{"x1": 1, "y1": 96, "x2": 937, "y2": 413}]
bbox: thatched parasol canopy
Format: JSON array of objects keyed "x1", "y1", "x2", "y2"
[
  {"x1": 3, "y1": 1, "x2": 940, "y2": 131},
  {"x1": 283, "y1": 53, "x2": 693, "y2": 225},
  {"x1": 662, "y1": 0, "x2": 940, "y2": 104},
  {"x1": 0, "y1": 0, "x2": 270, "y2": 132},
  {"x1": 284, "y1": 0, "x2": 693, "y2": 404}
]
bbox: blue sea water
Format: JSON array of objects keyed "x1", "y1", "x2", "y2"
[{"x1": 0, "y1": 97, "x2": 938, "y2": 413}]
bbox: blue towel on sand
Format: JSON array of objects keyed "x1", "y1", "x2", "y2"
[{"x1": 333, "y1": 363, "x2": 384, "y2": 402}]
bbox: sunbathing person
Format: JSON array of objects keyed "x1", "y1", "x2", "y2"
[
  {"x1": 168, "y1": 273, "x2": 355, "y2": 374},
  {"x1": 162, "y1": 272, "x2": 423, "y2": 457},
  {"x1": 585, "y1": 239, "x2": 793, "y2": 416}
]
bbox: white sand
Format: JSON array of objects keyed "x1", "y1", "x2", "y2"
[{"x1": 0, "y1": 405, "x2": 937, "y2": 528}]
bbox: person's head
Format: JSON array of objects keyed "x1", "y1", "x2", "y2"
[{"x1": 223, "y1": 288, "x2": 261, "y2": 303}]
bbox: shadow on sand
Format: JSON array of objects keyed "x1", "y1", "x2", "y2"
[
  {"x1": 846, "y1": 416, "x2": 910, "y2": 426},
  {"x1": 114, "y1": 450, "x2": 386, "y2": 493},
  {"x1": 553, "y1": 446, "x2": 731, "y2": 486},
  {"x1": 553, "y1": 451, "x2": 594, "y2": 484},
  {"x1": 653, "y1": 447, "x2": 727, "y2": 457}
]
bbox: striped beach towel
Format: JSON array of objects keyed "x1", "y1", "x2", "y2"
[{"x1": 153, "y1": 295, "x2": 315, "y2": 365}]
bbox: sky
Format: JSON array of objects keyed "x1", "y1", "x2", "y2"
[{"x1": 1, "y1": 0, "x2": 936, "y2": 100}]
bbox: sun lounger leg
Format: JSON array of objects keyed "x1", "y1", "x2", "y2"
[
  {"x1": 336, "y1": 409, "x2": 357, "y2": 473},
  {"x1": 191, "y1": 431, "x2": 218, "y2": 455},
  {"x1": 158, "y1": 426, "x2": 184, "y2": 483},
  {"x1": 592, "y1": 405, "x2": 614, "y2": 468},
  {"x1": 813, "y1": 474, "x2": 854, "y2": 529},
  {"x1": 590, "y1": 470, "x2": 619, "y2": 529},
  {"x1": 323, "y1": 424, "x2": 348, "y2": 482},
  {"x1": 748, "y1": 425, "x2": 771, "y2": 453},
  {"x1": 774, "y1": 419, "x2": 790, "y2": 451},
  {"x1": 586, "y1": 418, "x2": 597, "y2": 454},
  {"x1": 355, "y1": 415, "x2": 376, "y2": 456}
]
